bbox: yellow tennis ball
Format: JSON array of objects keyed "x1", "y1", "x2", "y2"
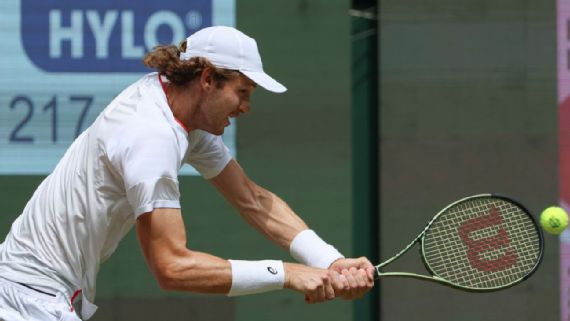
[{"x1": 540, "y1": 206, "x2": 569, "y2": 235}]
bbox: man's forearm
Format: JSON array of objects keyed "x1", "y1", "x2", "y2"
[
  {"x1": 152, "y1": 249, "x2": 233, "y2": 293},
  {"x1": 138, "y1": 208, "x2": 367, "y2": 302},
  {"x1": 238, "y1": 185, "x2": 308, "y2": 249},
  {"x1": 209, "y1": 160, "x2": 342, "y2": 266},
  {"x1": 210, "y1": 160, "x2": 309, "y2": 249},
  {"x1": 239, "y1": 186, "x2": 345, "y2": 269}
]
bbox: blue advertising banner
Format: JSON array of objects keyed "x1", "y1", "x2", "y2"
[{"x1": 0, "y1": 0, "x2": 236, "y2": 175}]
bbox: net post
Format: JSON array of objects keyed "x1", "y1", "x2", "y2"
[{"x1": 351, "y1": 0, "x2": 380, "y2": 321}]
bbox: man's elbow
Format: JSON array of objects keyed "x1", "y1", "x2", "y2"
[
  {"x1": 155, "y1": 270, "x2": 178, "y2": 291},
  {"x1": 152, "y1": 255, "x2": 195, "y2": 291}
]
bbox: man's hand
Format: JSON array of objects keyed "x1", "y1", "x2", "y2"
[
  {"x1": 284, "y1": 263, "x2": 346, "y2": 304},
  {"x1": 329, "y1": 257, "x2": 375, "y2": 300}
]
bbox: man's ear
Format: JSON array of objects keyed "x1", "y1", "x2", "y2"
[{"x1": 200, "y1": 67, "x2": 214, "y2": 91}]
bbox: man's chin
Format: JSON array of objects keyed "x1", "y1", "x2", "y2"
[
  {"x1": 204, "y1": 128, "x2": 224, "y2": 136},
  {"x1": 197, "y1": 124, "x2": 225, "y2": 136}
]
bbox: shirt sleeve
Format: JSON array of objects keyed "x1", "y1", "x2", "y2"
[
  {"x1": 107, "y1": 124, "x2": 182, "y2": 217},
  {"x1": 185, "y1": 130, "x2": 232, "y2": 179}
]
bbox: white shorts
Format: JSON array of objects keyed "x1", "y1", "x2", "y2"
[{"x1": 0, "y1": 278, "x2": 81, "y2": 321}]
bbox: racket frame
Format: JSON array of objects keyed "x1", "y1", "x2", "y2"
[{"x1": 375, "y1": 193, "x2": 544, "y2": 292}]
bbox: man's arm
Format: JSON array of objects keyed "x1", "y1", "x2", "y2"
[
  {"x1": 209, "y1": 160, "x2": 375, "y2": 299},
  {"x1": 136, "y1": 207, "x2": 341, "y2": 302},
  {"x1": 136, "y1": 208, "x2": 231, "y2": 293},
  {"x1": 209, "y1": 159, "x2": 307, "y2": 249}
]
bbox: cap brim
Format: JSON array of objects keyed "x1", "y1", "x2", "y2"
[{"x1": 241, "y1": 70, "x2": 287, "y2": 93}]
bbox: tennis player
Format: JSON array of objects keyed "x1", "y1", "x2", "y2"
[{"x1": 0, "y1": 26, "x2": 374, "y2": 321}]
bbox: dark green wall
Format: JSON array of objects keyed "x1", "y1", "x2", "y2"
[{"x1": 379, "y1": 0, "x2": 557, "y2": 320}]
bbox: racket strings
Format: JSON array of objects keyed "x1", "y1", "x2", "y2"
[{"x1": 422, "y1": 198, "x2": 541, "y2": 290}]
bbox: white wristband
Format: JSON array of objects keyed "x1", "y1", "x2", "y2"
[
  {"x1": 289, "y1": 229, "x2": 344, "y2": 269},
  {"x1": 227, "y1": 260, "x2": 285, "y2": 296}
]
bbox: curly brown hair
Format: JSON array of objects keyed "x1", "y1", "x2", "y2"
[{"x1": 143, "y1": 40, "x2": 240, "y2": 87}]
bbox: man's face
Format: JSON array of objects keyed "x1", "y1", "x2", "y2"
[{"x1": 198, "y1": 73, "x2": 256, "y2": 135}]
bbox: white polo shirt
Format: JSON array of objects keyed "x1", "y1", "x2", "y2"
[{"x1": 0, "y1": 72, "x2": 232, "y2": 319}]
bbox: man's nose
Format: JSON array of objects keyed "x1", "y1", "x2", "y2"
[{"x1": 239, "y1": 102, "x2": 250, "y2": 114}]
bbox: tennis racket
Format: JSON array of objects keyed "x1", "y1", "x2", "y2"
[{"x1": 375, "y1": 194, "x2": 543, "y2": 291}]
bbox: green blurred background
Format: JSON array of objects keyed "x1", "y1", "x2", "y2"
[{"x1": 0, "y1": 0, "x2": 559, "y2": 320}]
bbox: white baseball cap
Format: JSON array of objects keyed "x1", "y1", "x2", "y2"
[{"x1": 180, "y1": 26, "x2": 287, "y2": 93}]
